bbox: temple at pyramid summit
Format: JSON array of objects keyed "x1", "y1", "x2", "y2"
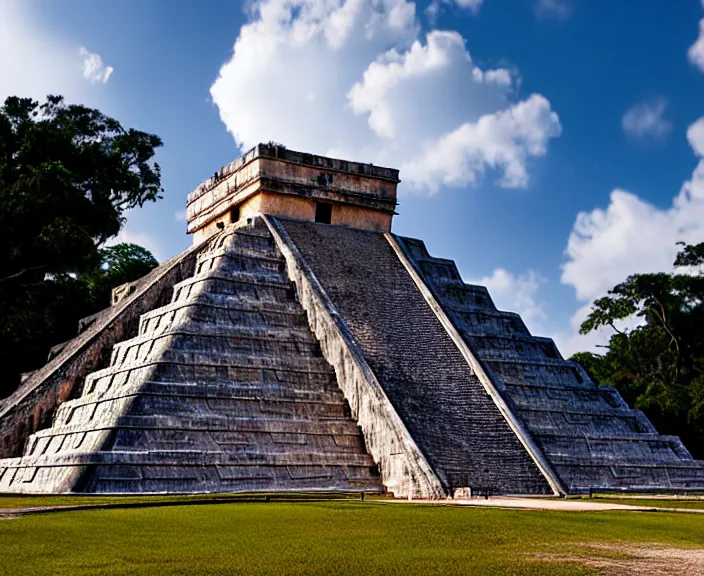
[{"x1": 1, "y1": 143, "x2": 703, "y2": 496}]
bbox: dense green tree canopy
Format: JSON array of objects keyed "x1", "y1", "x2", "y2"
[
  {"x1": 571, "y1": 241, "x2": 704, "y2": 458},
  {"x1": 0, "y1": 95, "x2": 163, "y2": 397},
  {"x1": 83, "y1": 244, "x2": 159, "y2": 307},
  {"x1": 0, "y1": 95, "x2": 162, "y2": 283}
]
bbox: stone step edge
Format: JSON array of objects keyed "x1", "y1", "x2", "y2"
[
  {"x1": 118, "y1": 326, "x2": 316, "y2": 352},
  {"x1": 139, "y1": 297, "x2": 303, "y2": 321},
  {"x1": 110, "y1": 330, "x2": 319, "y2": 366},
  {"x1": 455, "y1": 330, "x2": 566, "y2": 351},
  {"x1": 27, "y1": 418, "x2": 365, "y2": 443},
  {"x1": 84, "y1": 357, "x2": 335, "y2": 383},
  {"x1": 8, "y1": 451, "x2": 377, "y2": 467},
  {"x1": 112, "y1": 351, "x2": 329, "y2": 372},
  {"x1": 80, "y1": 386, "x2": 345, "y2": 405},
  {"x1": 501, "y1": 381, "x2": 606, "y2": 393},
  {"x1": 536, "y1": 431, "x2": 688, "y2": 444},
  {"x1": 515, "y1": 406, "x2": 641, "y2": 418},
  {"x1": 440, "y1": 300, "x2": 524, "y2": 320},
  {"x1": 550, "y1": 458, "x2": 704, "y2": 469},
  {"x1": 55, "y1": 387, "x2": 350, "y2": 413},
  {"x1": 175, "y1": 272, "x2": 291, "y2": 291},
  {"x1": 137, "y1": 301, "x2": 305, "y2": 335},
  {"x1": 110, "y1": 379, "x2": 341, "y2": 394},
  {"x1": 197, "y1": 247, "x2": 284, "y2": 265},
  {"x1": 485, "y1": 357, "x2": 580, "y2": 369}
]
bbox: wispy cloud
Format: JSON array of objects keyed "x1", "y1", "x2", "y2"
[
  {"x1": 79, "y1": 47, "x2": 114, "y2": 84},
  {"x1": 621, "y1": 97, "x2": 671, "y2": 140},
  {"x1": 534, "y1": 0, "x2": 574, "y2": 20},
  {"x1": 0, "y1": 1, "x2": 100, "y2": 104}
]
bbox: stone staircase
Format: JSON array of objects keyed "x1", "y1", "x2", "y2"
[
  {"x1": 398, "y1": 236, "x2": 704, "y2": 494},
  {"x1": 0, "y1": 219, "x2": 381, "y2": 494},
  {"x1": 280, "y1": 220, "x2": 554, "y2": 496}
]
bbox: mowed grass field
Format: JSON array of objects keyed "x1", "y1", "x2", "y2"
[{"x1": 1, "y1": 498, "x2": 703, "y2": 576}]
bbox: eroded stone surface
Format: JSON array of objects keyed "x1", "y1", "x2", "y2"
[
  {"x1": 2, "y1": 201, "x2": 702, "y2": 496},
  {"x1": 0, "y1": 247, "x2": 201, "y2": 462}
]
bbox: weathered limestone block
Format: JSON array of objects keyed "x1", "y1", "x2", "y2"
[{"x1": 186, "y1": 144, "x2": 399, "y2": 243}]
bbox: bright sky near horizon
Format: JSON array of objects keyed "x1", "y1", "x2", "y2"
[{"x1": 1, "y1": 0, "x2": 704, "y2": 356}]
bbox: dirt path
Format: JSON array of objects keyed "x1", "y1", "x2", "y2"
[
  {"x1": 380, "y1": 496, "x2": 704, "y2": 513},
  {"x1": 538, "y1": 543, "x2": 704, "y2": 575}
]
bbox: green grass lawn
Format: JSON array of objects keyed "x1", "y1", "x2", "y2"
[
  {"x1": 1, "y1": 501, "x2": 703, "y2": 576},
  {"x1": 0, "y1": 492, "x2": 356, "y2": 510}
]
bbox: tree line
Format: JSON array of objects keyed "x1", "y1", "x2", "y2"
[{"x1": 571, "y1": 241, "x2": 704, "y2": 458}]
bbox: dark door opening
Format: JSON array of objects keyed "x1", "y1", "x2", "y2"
[
  {"x1": 230, "y1": 205, "x2": 240, "y2": 223},
  {"x1": 315, "y1": 202, "x2": 332, "y2": 224}
]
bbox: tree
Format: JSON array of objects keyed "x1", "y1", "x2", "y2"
[
  {"x1": 0, "y1": 95, "x2": 163, "y2": 396},
  {"x1": 571, "y1": 242, "x2": 704, "y2": 458},
  {"x1": 83, "y1": 243, "x2": 159, "y2": 308},
  {"x1": 0, "y1": 95, "x2": 162, "y2": 283},
  {"x1": 0, "y1": 243, "x2": 160, "y2": 399}
]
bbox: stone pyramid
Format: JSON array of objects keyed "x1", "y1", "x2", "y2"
[{"x1": 1, "y1": 143, "x2": 702, "y2": 496}]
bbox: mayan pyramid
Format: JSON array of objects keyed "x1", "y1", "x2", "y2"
[{"x1": 1, "y1": 143, "x2": 702, "y2": 496}]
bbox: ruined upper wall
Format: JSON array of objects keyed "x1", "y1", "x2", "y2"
[{"x1": 186, "y1": 144, "x2": 399, "y2": 242}]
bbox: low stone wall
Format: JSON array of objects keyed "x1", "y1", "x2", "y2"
[
  {"x1": 0, "y1": 245, "x2": 202, "y2": 460},
  {"x1": 264, "y1": 216, "x2": 444, "y2": 498}
]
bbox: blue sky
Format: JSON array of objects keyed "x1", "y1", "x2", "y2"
[{"x1": 2, "y1": 0, "x2": 704, "y2": 355}]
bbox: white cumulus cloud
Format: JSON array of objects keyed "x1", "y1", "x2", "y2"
[
  {"x1": 79, "y1": 47, "x2": 114, "y2": 84},
  {"x1": 401, "y1": 93, "x2": 560, "y2": 192},
  {"x1": 621, "y1": 97, "x2": 671, "y2": 140},
  {"x1": 689, "y1": 1, "x2": 704, "y2": 73},
  {"x1": 559, "y1": 116, "x2": 704, "y2": 354},
  {"x1": 210, "y1": 0, "x2": 561, "y2": 195},
  {"x1": 467, "y1": 268, "x2": 548, "y2": 333}
]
